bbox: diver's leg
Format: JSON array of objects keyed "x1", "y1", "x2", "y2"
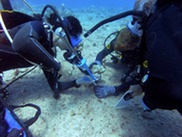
[
  {"x1": 43, "y1": 69, "x2": 80, "y2": 99},
  {"x1": 43, "y1": 70, "x2": 61, "y2": 99},
  {"x1": 0, "y1": 45, "x2": 32, "y2": 72},
  {"x1": 12, "y1": 21, "x2": 61, "y2": 71},
  {"x1": 58, "y1": 80, "x2": 80, "y2": 91}
]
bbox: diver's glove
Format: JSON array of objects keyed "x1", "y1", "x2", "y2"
[
  {"x1": 76, "y1": 76, "x2": 93, "y2": 85},
  {"x1": 94, "y1": 85, "x2": 116, "y2": 98}
]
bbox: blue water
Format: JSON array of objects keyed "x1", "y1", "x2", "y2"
[{"x1": 26, "y1": 0, "x2": 136, "y2": 9}]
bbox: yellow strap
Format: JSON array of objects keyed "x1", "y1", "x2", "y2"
[
  {"x1": 143, "y1": 60, "x2": 148, "y2": 68},
  {"x1": 119, "y1": 26, "x2": 127, "y2": 31},
  {"x1": 106, "y1": 43, "x2": 111, "y2": 49},
  {"x1": 0, "y1": 0, "x2": 35, "y2": 14},
  {"x1": 0, "y1": 10, "x2": 14, "y2": 13}
]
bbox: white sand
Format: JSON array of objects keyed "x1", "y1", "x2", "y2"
[{"x1": 2, "y1": 6, "x2": 182, "y2": 137}]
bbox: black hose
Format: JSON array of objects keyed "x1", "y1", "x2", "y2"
[
  {"x1": 103, "y1": 31, "x2": 123, "y2": 59},
  {"x1": 40, "y1": 5, "x2": 72, "y2": 44},
  {"x1": 84, "y1": 10, "x2": 146, "y2": 38},
  {"x1": 41, "y1": 5, "x2": 62, "y2": 26}
]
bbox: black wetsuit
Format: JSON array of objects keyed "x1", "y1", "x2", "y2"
[
  {"x1": 96, "y1": 38, "x2": 139, "y2": 66},
  {"x1": 0, "y1": 11, "x2": 79, "y2": 98},
  {"x1": 95, "y1": 39, "x2": 140, "y2": 95},
  {"x1": 142, "y1": 1, "x2": 182, "y2": 113},
  {"x1": 0, "y1": 11, "x2": 62, "y2": 95},
  {"x1": 12, "y1": 21, "x2": 60, "y2": 70},
  {"x1": 0, "y1": 20, "x2": 60, "y2": 72}
]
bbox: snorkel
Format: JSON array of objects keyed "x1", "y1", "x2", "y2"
[{"x1": 41, "y1": 5, "x2": 97, "y2": 83}]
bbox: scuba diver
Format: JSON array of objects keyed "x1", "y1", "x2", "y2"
[
  {"x1": 88, "y1": 0, "x2": 156, "y2": 98},
  {"x1": 140, "y1": 0, "x2": 182, "y2": 114},
  {"x1": 0, "y1": 0, "x2": 94, "y2": 99},
  {"x1": 86, "y1": 0, "x2": 182, "y2": 114}
]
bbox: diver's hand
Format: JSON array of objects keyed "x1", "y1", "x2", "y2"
[
  {"x1": 94, "y1": 85, "x2": 116, "y2": 98},
  {"x1": 76, "y1": 76, "x2": 93, "y2": 85}
]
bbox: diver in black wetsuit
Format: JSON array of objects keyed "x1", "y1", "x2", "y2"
[
  {"x1": 141, "y1": 0, "x2": 182, "y2": 114},
  {"x1": 0, "y1": 1, "x2": 91, "y2": 99},
  {"x1": 91, "y1": 0, "x2": 155, "y2": 97},
  {"x1": 93, "y1": 0, "x2": 182, "y2": 114}
]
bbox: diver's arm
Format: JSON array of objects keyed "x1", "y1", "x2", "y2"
[
  {"x1": 12, "y1": 21, "x2": 60, "y2": 71},
  {"x1": 114, "y1": 79, "x2": 139, "y2": 95},
  {"x1": 95, "y1": 47, "x2": 114, "y2": 62},
  {"x1": 89, "y1": 40, "x2": 115, "y2": 74},
  {"x1": 95, "y1": 41, "x2": 115, "y2": 62}
]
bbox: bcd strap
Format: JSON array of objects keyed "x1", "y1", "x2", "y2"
[
  {"x1": 0, "y1": 97, "x2": 41, "y2": 137},
  {"x1": 9, "y1": 103, "x2": 41, "y2": 128}
]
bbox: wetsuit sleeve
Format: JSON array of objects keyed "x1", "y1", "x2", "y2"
[
  {"x1": 95, "y1": 40, "x2": 115, "y2": 62},
  {"x1": 114, "y1": 79, "x2": 139, "y2": 95},
  {"x1": 12, "y1": 21, "x2": 60, "y2": 71}
]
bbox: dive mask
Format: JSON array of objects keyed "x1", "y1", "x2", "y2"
[
  {"x1": 70, "y1": 35, "x2": 82, "y2": 48},
  {"x1": 55, "y1": 27, "x2": 82, "y2": 48}
]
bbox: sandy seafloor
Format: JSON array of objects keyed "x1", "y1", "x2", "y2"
[{"x1": 2, "y1": 4, "x2": 182, "y2": 137}]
